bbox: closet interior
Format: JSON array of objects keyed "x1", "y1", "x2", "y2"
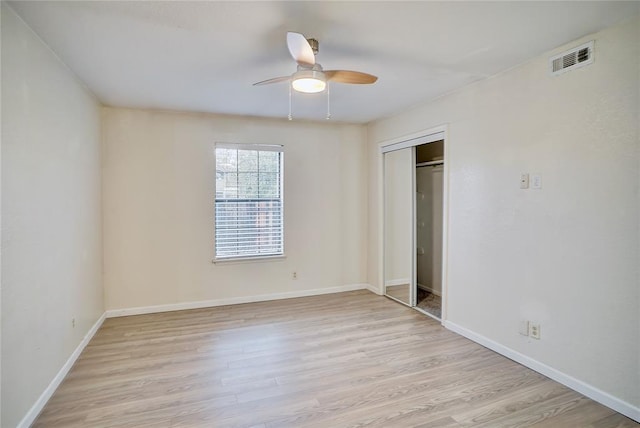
[{"x1": 415, "y1": 141, "x2": 444, "y2": 319}]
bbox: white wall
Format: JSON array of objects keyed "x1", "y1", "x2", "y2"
[
  {"x1": 1, "y1": 5, "x2": 104, "y2": 428},
  {"x1": 102, "y1": 108, "x2": 368, "y2": 310},
  {"x1": 368, "y1": 15, "x2": 639, "y2": 412}
]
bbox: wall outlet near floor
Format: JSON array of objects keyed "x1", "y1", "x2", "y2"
[
  {"x1": 529, "y1": 323, "x2": 541, "y2": 339},
  {"x1": 292, "y1": 271, "x2": 297, "y2": 280}
]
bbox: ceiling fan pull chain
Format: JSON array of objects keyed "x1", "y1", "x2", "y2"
[
  {"x1": 288, "y1": 83, "x2": 293, "y2": 121},
  {"x1": 326, "y1": 82, "x2": 331, "y2": 120}
]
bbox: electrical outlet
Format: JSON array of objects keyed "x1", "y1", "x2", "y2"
[
  {"x1": 520, "y1": 173, "x2": 530, "y2": 189},
  {"x1": 529, "y1": 323, "x2": 541, "y2": 339},
  {"x1": 72, "y1": 318, "x2": 76, "y2": 328},
  {"x1": 292, "y1": 271, "x2": 297, "y2": 280}
]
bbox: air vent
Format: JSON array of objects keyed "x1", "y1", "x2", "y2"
[{"x1": 549, "y1": 41, "x2": 594, "y2": 75}]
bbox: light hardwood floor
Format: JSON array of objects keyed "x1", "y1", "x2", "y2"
[{"x1": 34, "y1": 290, "x2": 638, "y2": 427}]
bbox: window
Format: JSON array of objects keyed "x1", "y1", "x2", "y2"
[{"x1": 215, "y1": 144, "x2": 284, "y2": 260}]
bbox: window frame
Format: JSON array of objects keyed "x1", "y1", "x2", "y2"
[{"x1": 213, "y1": 143, "x2": 285, "y2": 262}]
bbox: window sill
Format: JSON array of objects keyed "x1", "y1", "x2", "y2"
[{"x1": 212, "y1": 254, "x2": 287, "y2": 265}]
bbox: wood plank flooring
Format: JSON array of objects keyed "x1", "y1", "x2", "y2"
[{"x1": 33, "y1": 290, "x2": 638, "y2": 427}]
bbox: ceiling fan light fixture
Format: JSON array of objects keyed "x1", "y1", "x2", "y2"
[{"x1": 291, "y1": 69, "x2": 326, "y2": 93}]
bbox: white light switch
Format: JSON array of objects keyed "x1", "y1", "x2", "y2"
[
  {"x1": 531, "y1": 174, "x2": 542, "y2": 189},
  {"x1": 520, "y1": 173, "x2": 529, "y2": 189}
]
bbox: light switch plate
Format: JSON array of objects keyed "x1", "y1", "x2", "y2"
[
  {"x1": 531, "y1": 174, "x2": 542, "y2": 189},
  {"x1": 520, "y1": 173, "x2": 530, "y2": 189}
]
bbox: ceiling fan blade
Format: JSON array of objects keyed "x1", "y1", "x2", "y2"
[
  {"x1": 253, "y1": 76, "x2": 291, "y2": 86},
  {"x1": 286, "y1": 32, "x2": 315, "y2": 66},
  {"x1": 325, "y1": 70, "x2": 378, "y2": 84}
]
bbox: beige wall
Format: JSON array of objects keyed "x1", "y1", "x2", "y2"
[
  {"x1": 102, "y1": 108, "x2": 368, "y2": 310},
  {"x1": 1, "y1": 5, "x2": 104, "y2": 427},
  {"x1": 368, "y1": 16, "x2": 640, "y2": 408}
]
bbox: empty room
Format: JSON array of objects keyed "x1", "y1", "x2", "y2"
[{"x1": 1, "y1": 1, "x2": 639, "y2": 427}]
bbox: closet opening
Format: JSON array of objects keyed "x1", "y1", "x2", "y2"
[
  {"x1": 381, "y1": 128, "x2": 447, "y2": 323},
  {"x1": 415, "y1": 141, "x2": 444, "y2": 319}
]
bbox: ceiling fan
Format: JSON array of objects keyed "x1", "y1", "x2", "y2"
[{"x1": 253, "y1": 32, "x2": 378, "y2": 94}]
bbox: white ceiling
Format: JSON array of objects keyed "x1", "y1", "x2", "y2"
[{"x1": 9, "y1": 1, "x2": 640, "y2": 123}]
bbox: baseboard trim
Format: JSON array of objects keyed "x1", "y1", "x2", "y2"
[
  {"x1": 443, "y1": 320, "x2": 640, "y2": 423},
  {"x1": 17, "y1": 312, "x2": 106, "y2": 428},
  {"x1": 106, "y1": 284, "x2": 376, "y2": 318},
  {"x1": 417, "y1": 282, "x2": 441, "y2": 296},
  {"x1": 364, "y1": 283, "x2": 382, "y2": 295}
]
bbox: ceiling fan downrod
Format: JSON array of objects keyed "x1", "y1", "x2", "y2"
[{"x1": 307, "y1": 38, "x2": 319, "y2": 55}]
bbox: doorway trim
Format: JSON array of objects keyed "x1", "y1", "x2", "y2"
[{"x1": 378, "y1": 124, "x2": 450, "y2": 322}]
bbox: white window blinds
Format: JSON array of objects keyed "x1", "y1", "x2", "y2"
[{"x1": 215, "y1": 144, "x2": 284, "y2": 260}]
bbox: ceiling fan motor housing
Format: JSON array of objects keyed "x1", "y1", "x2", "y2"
[{"x1": 297, "y1": 63, "x2": 324, "y2": 72}]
